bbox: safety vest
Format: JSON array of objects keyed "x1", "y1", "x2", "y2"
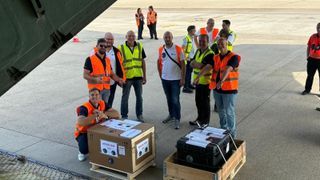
[
  {"x1": 200, "y1": 27, "x2": 219, "y2": 42},
  {"x1": 147, "y1": 11, "x2": 157, "y2": 25},
  {"x1": 184, "y1": 35, "x2": 193, "y2": 61},
  {"x1": 192, "y1": 48, "x2": 214, "y2": 85},
  {"x1": 74, "y1": 100, "x2": 105, "y2": 138},
  {"x1": 158, "y1": 45, "x2": 182, "y2": 75},
  {"x1": 87, "y1": 54, "x2": 112, "y2": 90},
  {"x1": 227, "y1": 30, "x2": 236, "y2": 51},
  {"x1": 119, "y1": 42, "x2": 144, "y2": 79},
  {"x1": 309, "y1": 34, "x2": 320, "y2": 59},
  {"x1": 135, "y1": 13, "x2": 140, "y2": 27},
  {"x1": 209, "y1": 52, "x2": 241, "y2": 90},
  {"x1": 93, "y1": 47, "x2": 126, "y2": 81}
]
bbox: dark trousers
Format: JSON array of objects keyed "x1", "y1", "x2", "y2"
[
  {"x1": 107, "y1": 83, "x2": 117, "y2": 108},
  {"x1": 76, "y1": 133, "x2": 88, "y2": 154},
  {"x1": 304, "y1": 59, "x2": 320, "y2": 92},
  {"x1": 161, "y1": 79, "x2": 181, "y2": 120},
  {"x1": 147, "y1": 22, "x2": 157, "y2": 39},
  {"x1": 121, "y1": 79, "x2": 143, "y2": 118},
  {"x1": 138, "y1": 23, "x2": 144, "y2": 39},
  {"x1": 184, "y1": 61, "x2": 193, "y2": 89},
  {"x1": 195, "y1": 84, "x2": 211, "y2": 124}
]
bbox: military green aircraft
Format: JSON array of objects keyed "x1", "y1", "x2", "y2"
[{"x1": 0, "y1": 0, "x2": 116, "y2": 96}]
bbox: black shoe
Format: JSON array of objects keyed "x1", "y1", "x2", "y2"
[
  {"x1": 150, "y1": 37, "x2": 153, "y2": 39},
  {"x1": 189, "y1": 120, "x2": 200, "y2": 127},
  {"x1": 189, "y1": 85, "x2": 196, "y2": 90},
  {"x1": 155, "y1": 38, "x2": 158, "y2": 40},
  {"x1": 316, "y1": 107, "x2": 320, "y2": 111},
  {"x1": 301, "y1": 90, "x2": 309, "y2": 95},
  {"x1": 182, "y1": 88, "x2": 193, "y2": 93},
  {"x1": 200, "y1": 123, "x2": 209, "y2": 129}
]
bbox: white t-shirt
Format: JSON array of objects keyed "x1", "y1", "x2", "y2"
[
  {"x1": 160, "y1": 45, "x2": 185, "y2": 80},
  {"x1": 196, "y1": 28, "x2": 214, "y2": 46},
  {"x1": 106, "y1": 48, "x2": 116, "y2": 85},
  {"x1": 182, "y1": 35, "x2": 196, "y2": 59}
]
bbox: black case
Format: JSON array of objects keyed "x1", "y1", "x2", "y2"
[{"x1": 176, "y1": 130, "x2": 233, "y2": 171}]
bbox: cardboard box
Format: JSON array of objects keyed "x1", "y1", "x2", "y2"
[
  {"x1": 163, "y1": 140, "x2": 246, "y2": 180},
  {"x1": 88, "y1": 119, "x2": 155, "y2": 173}
]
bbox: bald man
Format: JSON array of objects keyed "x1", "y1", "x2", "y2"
[
  {"x1": 194, "y1": 18, "x2": 219, "y2": 48},
  {"x1": 157, "y1": 31, "x2": 185, "y2": 129},
  {"x1": 118, "y1": 31, "x2": 147, "y2": 122}
]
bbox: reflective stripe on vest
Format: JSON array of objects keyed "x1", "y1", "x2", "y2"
[
  {"x1": 87, "y1": 54, "x2": 112, "y2": 90},
  {"x1": 209, "y1": 52, "x2": 241, "y2": 90},
  {"x1": 120, "y1": 42, "x2": 143, "y2": 79},
  {"x1": 158, "y1": 45, "x2": 182, "y2": 75},
  {"x1": 147, "y1": 11, "x2": 156, "y2": 25},
  {"x1": 200, "y1": 27, "x2": 219, "y2": 42},
  {"x1": 192, "y1": 48, "x2": 214, "y2": 85},
  {"x1": 74, "y1": 100, "x2": 105, "y2": 138}
]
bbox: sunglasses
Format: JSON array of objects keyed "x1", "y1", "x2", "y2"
[{"x1": 99, "y1": 44, "x2": 107, "y2": 48}]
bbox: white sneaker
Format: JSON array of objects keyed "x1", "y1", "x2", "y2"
[{"x1": 78, "y1": 152, "x2": 86, "y2": 161}]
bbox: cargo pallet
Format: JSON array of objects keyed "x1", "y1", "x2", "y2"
[
  {"x1": 163, "y1": 140, "x2": 246, "y2": 180},
  {"x1": 90, "y1": 160, "x2": 155, "y2": 180}
]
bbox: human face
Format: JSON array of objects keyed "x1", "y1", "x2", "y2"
[
  {"x1": 163, "y1": 32, "x2": 173, "y2": 46},
  {"x1": 190, "y1": 29, "x2": 196, "y2": 36},
  {"x1": 217, "y1": 39, "x2": 228, "y2": 54},
  {"x1": 97, "y1": 42, "x2": 107, "y2": 54},
  {"x1": 126, "y1": 31, "x2": 136, "y2": 44},
  {"x1": 89, "y1": 90, "x2": 101, "y2": 104},
  {"x1": 199, "y1": 36, "x2": 208, "y2": 50},
  {"x1": 105, "y1": 34, "x2": 114, "y2": 48},
  {"x1": 207, "y1": 19, "x2": 214, "y2": 29},
  {"x1": 222, "y1": 22, "x2": 229, "y2": 31}
]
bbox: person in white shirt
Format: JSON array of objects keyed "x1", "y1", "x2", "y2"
[
  {"x1": 157, "y1": 31, "x2": 186, "y2": 129},
  {"x1": 194, "y1": 18, "x2": 219, "y2": 48}
]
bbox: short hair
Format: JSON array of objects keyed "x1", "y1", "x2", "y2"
[
  {"x1": 219, "y1": 29, "x2": 229, "y2": 38},
  {"x1": 97, "y1": 38, "x2": 106, "y2": 45},
  {"x1": 89, "y1": 88, "x2": 100, "y2": 93},
  {"x1": 187, "y1": 25, "x2": 196, "y2": 32},
  {"x1": 222, "y1": 20, "x2": 231, "y2": 26},
  {"x1": 149, "y1": 5, "x2": 153, "y2": 10},
  {"x1": 199, "y1": 34, "x2": 209, "y2": 42}
]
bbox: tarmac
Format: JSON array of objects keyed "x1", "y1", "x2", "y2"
[{"x1": 1, "y1": 1, "x2": 320, "y2": 179}]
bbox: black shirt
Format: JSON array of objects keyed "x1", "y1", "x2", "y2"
[{"x1": 84, "y1": 53, "x2": 112, "y2": 73}]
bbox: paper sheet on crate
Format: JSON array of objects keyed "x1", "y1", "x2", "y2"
[
  {"x1": 100, "y1": 140, "x2": 118, "y2": 157},
  {"x1": 101, "y1": 119, "x2": 141, "y2": 131},
  {"x1": 185, "y1": 127, "x2": 227, "y2": 147},
  {"x1": 136, "y1": 138, "x2": 149, "y2": 159},
  {"x1": 120, "y1": 129, "x2": 142, "y2": 138}
]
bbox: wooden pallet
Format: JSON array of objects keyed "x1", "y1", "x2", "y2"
[
  {"x1": 163, "y1": 140, "x2": 246, "y2": 180},
  {"x1": 90, "y1": 160, "x2": 155, "y2": 180}
]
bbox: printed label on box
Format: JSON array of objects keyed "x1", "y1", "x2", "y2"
[
  {"x1": 100, "y1": 140, "x2": 118, "y2": 157},
  {"x1": 118, "y1": 145, "x2": 126, "y2": 156},
  {"x1": 136, "y1": 138, "x2": 149, "y2": 159}
]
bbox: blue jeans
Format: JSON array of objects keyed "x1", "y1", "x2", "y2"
[
  {"x1": 213, "y1": 91, "x2": 237, "y2": 138},
  {"x1": 121, "y1": 79, "x2": 143, "y2": 118},
  {"x1": 76, "y1": 133, "x2": 88, "y2": 154},
  {"x1": 161, "y1": 79, "x2": 181, "y2": 120}
]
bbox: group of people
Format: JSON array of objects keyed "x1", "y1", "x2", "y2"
[
  {"x1": 135, "y1": 6, "x2": 158, "y2": 40},
  {"x1": 74, "y1": 10, "x2": 241, "y2": 162}
]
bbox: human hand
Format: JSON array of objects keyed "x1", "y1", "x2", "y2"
[
  {"x1": 180, "y1": 79, "x2": 185, "y2": 87},
  {"x1": 142, "y1": 77, "x2": 147, "y2": 85}
]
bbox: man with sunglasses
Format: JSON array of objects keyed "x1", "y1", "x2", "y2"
[{"x1": 83, "y1": 38, "x2": 125, "y2": 104}]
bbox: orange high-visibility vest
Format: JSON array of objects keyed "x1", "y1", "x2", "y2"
[
  {"x1": 87, "y1": 54, "x2": 112, "y2": 90},
  {"x1": 135, "y1": 13, "x2": 140, "y2": 27},
  {"x1": 147, "y1": 11, "x2": 157, "y2": 25},
  {"x1": 209, "y1": 52, "x2": 241, "y2": 90},
  {"x1": 74, "y1": 100, "x2": 105, "y2": 138},
  {"x1": 199, "y1": 27, "x2": 219, "y2": 42},
  {"x1": 308, "y1": 34, "x2": 320, "y2": 59},
  {"x1": 93, "y1": 47, "x2": 126, "y2": 81},
  {"x1": 158, "y1": 45, "x2": 182, "y2": 75}
]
